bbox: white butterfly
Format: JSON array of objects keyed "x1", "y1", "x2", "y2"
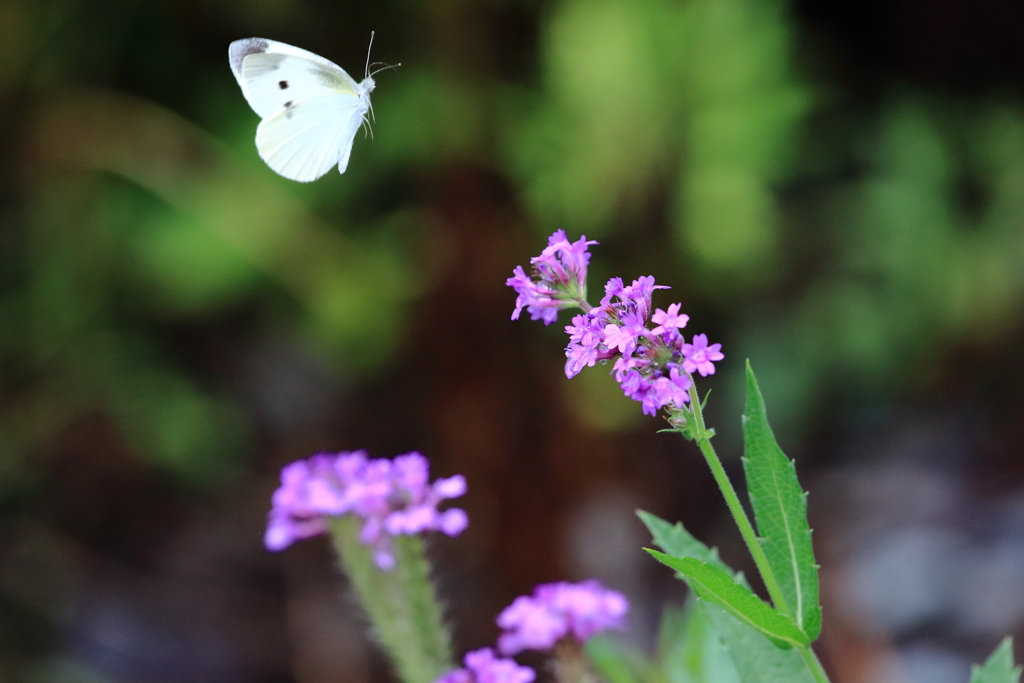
[{"x1": 228, "y1": 37, "x2": 379, "y2": 182}]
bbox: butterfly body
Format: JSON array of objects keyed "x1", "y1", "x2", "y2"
[{"x1": 229, "y1": 38, "x2": 375, "y2": 182}]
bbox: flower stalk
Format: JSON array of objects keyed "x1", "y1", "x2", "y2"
[
  {"x1": 687, "y1": 385, "x2": 791, "y2": 619},
  {"x1": 552, "y1": 639, "x2": 600, "y2": 683},
  {"x1": 329, "y1": 515, "x2": 455, "y2": 683}
]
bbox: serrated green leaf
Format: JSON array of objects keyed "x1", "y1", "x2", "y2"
[
  {"x1": 646, "y1": 551, "x2": 809, "y2": 649},
  {"x1": 970, "y1": 637, "x2": 1022, "y2": 683},
  {"x1": 638, "y1": 510, "x2": 744, "y2": 585},
  {"x1": 741, "y1": 361, "x2": 821, "y2": 640},
  {"x1": 640, "y1": 512, "x2": 818, "y2": 680},
  {"x1": 701, "y1": 603, "x2": 818, "y2": 683}
]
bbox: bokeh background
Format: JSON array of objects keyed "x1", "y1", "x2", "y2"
[{"x1": 3, "y1": 0, "x2": 1024, "y2": 681}]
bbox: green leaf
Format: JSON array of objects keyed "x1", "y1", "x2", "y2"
[
  {"x1": 970, "y1": 637, "x2": 1022, "y2": 683},
  {"x1": 640, "y1": 512, "x2": 817, "y2": 681},
  {"x1": 702, "y1": 603, "x2": 818, "y2": 683},
  {"x1": 741, "y1": 361, "x2": 822, "y2": 640},
  {"x1": 638, "y1": 510, "x2": 743, "y2": 584},
  {"x1": 657, "y1": 600, "x2": 742, "y2": 683},
  {"x1": 645, "y1": 551, "x2": 809, "y2": 649},
  {"x1": 585, "y1": 635, "x2": 650, "y2": 683},
  {"x1": 658, "y1": 604, "x2": 698, "y2": 683}
]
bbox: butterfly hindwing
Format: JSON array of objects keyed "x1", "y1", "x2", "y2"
[{"x1": 254, "y1": 90, "x2": 368, "y2": 182}]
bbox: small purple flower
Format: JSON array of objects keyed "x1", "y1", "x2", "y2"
[
  {"x1": 667, "y1": 366, "x2": 693, "y2": 401},
  {"x1": 603, "y1": 323, "x2": 637, "y2": 355},
  {"x1": 540, "y1": 581, "x2": 629, "y2": 641},
  {"x1": 507, "y1": 231, "x2": 597, "y2": 325},
  {"x1": 436, "y1": 649, "x2": 536, "y2": 683},
  {"x1": 616, "y1": 366, "x2": 644, "y2": 399},
  {"x1": 439, "y1": 508, "x2": 470, "y2": 535},
  {"x1": 564, "y1": 313, "x2": 611, "y2": 377},
  {"x1": 651, "y1": 303, "x2": 689, "y2": 336},
  {"x1": 619, "y1": 276, "x2": 665, "y2": 322},
  {"x1": 265, "y1": 451, "x2": 469, "y2": 569},
  {"x1": 496, "y1": 580, "x2": 628, "y2": 655},
  {"x1": 681, "y1": 333, "x2": 725, "y2": 377},
  {"x1": 496, "y1": 596, "x2": 567, "y2": 653},
  {"x1": 507, "y1": 266, "x2": 561, "y2": 325},
  {"x1": 599, "y1": 277, "x2": 623, "y2": 307},
  {"x1": 565, "y1": 342, "x2": 600, "y2": 378}
]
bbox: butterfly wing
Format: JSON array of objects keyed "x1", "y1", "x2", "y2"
[
  {"x1": 229, "y1": 38, "x2": 361, "y2": 119},
  {"x1": 254, "y1": 90, "x2": 369, "y2": 182},
  {"x1": 229, "y1": 38, "x2": 345, "y2": 82}
]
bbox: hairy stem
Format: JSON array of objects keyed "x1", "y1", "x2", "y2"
[{"x1": 328, "y1": 517, "x2": 454, "y2": 683}]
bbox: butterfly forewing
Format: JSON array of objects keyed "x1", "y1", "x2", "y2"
[
  {"x1": 236, "y1": 52, "x2": 358, "y2": 120},
  {"x1": 229, "y1": 38, "x2": 349, "y2": 82},
  {"x1": 255, "y1": 91, "x2": 368, "y2": 182}
]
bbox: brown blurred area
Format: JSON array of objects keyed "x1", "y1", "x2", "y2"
[{"x1": 2, "y1": 0, "x2": 1024, "y2": 682}]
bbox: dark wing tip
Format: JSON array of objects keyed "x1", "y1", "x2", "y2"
[{"x1": 229, "y1": 38, "x2": 271, "y2": 79}]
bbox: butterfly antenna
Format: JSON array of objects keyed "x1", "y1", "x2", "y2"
[
  {"x1": 370, "y1": 62, "x2": 401, "y2": 78},
  {"x1": 365, "y1": 31, "x2": 375, "y2": 80}
]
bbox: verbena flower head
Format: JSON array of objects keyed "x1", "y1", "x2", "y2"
[
  {"x1": 565, "y1": 276, "x2": 722, "y2": 416},
  {"x1": 436, "y1": 648, "x2": 536, "y2": 683},
  {"x1": 496, "y1": 580, "x2": 628, "y2": 654},
  {"x1": 507, "y1": 230, "x2": 597, "y2": 325},
  {"x1": 265, "y1": 450, "x2": 468, "y2": 570},
  {"x1": 509, "y1": 231, "x2": 724, "y2": 422}
]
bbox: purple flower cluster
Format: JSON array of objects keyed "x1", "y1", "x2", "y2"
[
  {"x1": 434, "y1": 581, "x2": 626, "y2": 683},
  {"x1": 436, "y1": 649, "x2": 535, "y2": 683},
  {"x1": 507, "y1": 230, "x2": 597, "y2": 325},
  {"x1": 496, "y1": 580, "x2": 628, "y2": 654},
  {"x1": 265, "y1": 450, "x2": 468, "y2": 570},
  {"x1": 508, "y1": 233, "x2": 723, "y2": 417},
  {"x1": 567, "y1": 276, "x2": 723, "y2": 415}
]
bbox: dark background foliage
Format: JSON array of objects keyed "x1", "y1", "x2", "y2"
[{"x1": 2, "y1": 0, "x2": 1024, "y2": 681}]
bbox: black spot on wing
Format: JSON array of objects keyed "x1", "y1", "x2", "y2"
[
  {"x1": 284, "y1": 100, "x2": 293, "y2": 108},
  {"x1": 279, "y1": 80, "x2": 289, "y2": 90}
]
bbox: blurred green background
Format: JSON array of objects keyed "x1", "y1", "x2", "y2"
[{"x1": 2, "y1": 0, "x2": 1024, "y2": 681}]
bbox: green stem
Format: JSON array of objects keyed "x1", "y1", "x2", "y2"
[
  {"x1": 328, "y1": 517, "x2": 454, "y2": 683},
  {"x1": 798, "y1": 644, "x2": 831, "y2": 683},
  {"x1": 687, "y1": 383, "x2": 832, "y2": 683},
  {"x1": 686, "y1": 382, "x2": 791, "y2": 618}
]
